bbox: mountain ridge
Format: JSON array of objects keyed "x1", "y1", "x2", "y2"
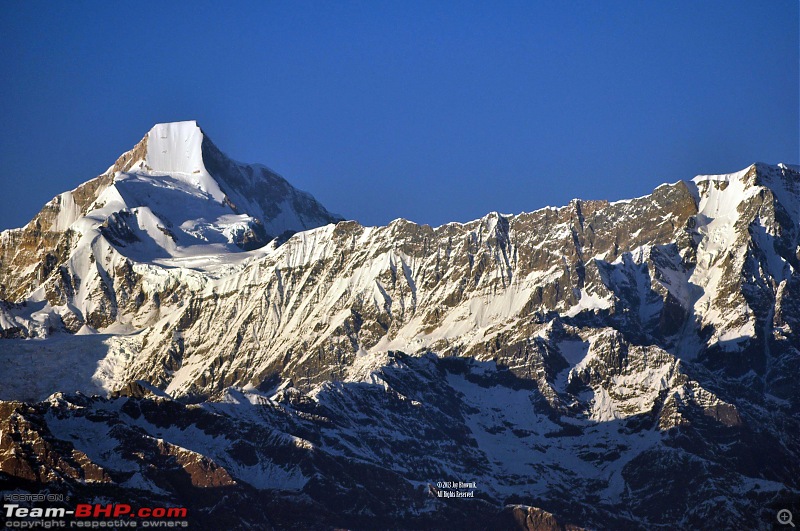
[{"x1": 1, "y1": 124, "x2": 798, "y2": 529}]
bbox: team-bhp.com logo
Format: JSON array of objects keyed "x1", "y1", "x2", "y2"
[
  {"x1": 4, "y1": 503, "x2": 189, "y2": 528},
  {"x1": 73, "y1": 505, "x2": 187, "y2": 519}
]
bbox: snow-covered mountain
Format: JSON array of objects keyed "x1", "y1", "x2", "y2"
[
  {"x1": 1, "y1": 131, "x2": 798, "y2": 530},
  {"x1": 0, "y1": 120, "x2": 342, "y2": 333}
]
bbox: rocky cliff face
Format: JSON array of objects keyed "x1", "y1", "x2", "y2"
[{"x1": 0, "y1": 133, "x2": 798, "y2": 530}]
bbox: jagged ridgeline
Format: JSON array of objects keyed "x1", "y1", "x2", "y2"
[{"x1": 0, "y1": 124, "x2": 798, "y2": 530}]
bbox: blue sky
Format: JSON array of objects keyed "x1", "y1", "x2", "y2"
[{"x1": 1, "y1": 1, "x2": 797, "y2": 230}]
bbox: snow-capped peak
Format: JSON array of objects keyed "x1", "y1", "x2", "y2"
[
  {"x1": 0, "y1": 121, "x2": 344, "y2": 306},
  {"x1": 137, "y1": 120, "x2": 226, "y2": 203},
  {"x1": 689, "y1": 164, "x2": 758, "y2": 220},
  {"x1": 103, "y1": 120, "x2": 344, "y2": 249},
  {"x1": 691, "y1": 164, "x2": 754, "y2": 187},
  {"x1": 689, "y1": 162, "x2": 800, "y2": 221},
  {"x1": 145, "y1": 120, "x2": 205, "y2": 175}
]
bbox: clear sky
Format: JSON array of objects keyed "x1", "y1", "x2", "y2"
[{"x1": 1, "y1": 1, "x2": 797, "y2": 230}]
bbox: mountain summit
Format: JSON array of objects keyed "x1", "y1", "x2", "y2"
[
  {"x1": 0, "y1": 121, "x2": 343, "y2": 303},
  {"x1": 107, "y1": 120, "x2": 343, "y2": 250}
]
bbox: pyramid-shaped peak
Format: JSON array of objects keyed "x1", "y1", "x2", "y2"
[{"x1": 94, "y1": 120, "x2": 343, "y2": 243}]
